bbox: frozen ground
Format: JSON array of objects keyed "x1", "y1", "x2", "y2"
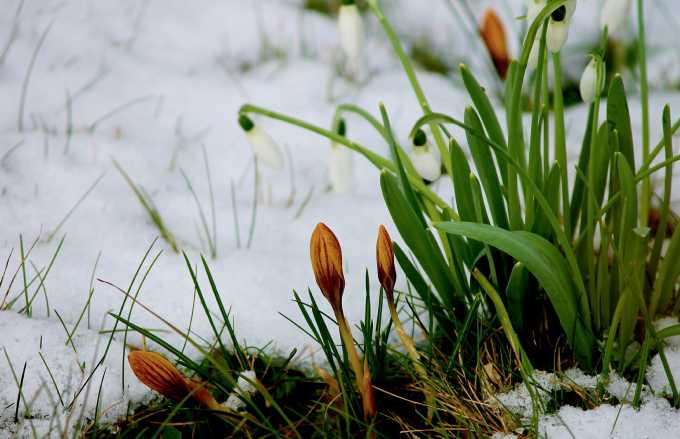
[{"x1": 1, "y1": 0, "x2": 680, "y2": 437}]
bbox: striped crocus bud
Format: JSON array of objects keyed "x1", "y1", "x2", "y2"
[
  {"x1": 579, "y1": 55, "x2": 604, "y2": 103},
  {"x1": 338, "y1": 0, "x2": 364, "y2": 77},
  {"x1": 480, "y1": 9, "x2": 510, "y2": 79},
  {"x1": 376, "y1": 225, "x2": 396, "y2": 301},
  {"x1": 546, "y1": 0, "x2": 576, "y2": 53},
  {"x1": 526, "y1": 0, "x2": 546, "y2": 69},
  {"x1": 128, "y1": 351, "x2": 219, "y2": 409},
  {"x1": 329, "y1": 119, "x2": 353, "y2": 194},
  {"x1": 409, "y1": 129, "x2": 441, "y2": 183},
  {"x1": 600, "y1": 0, "x2": 632, "y2": 34},
  {"x1": 238, "y1": 115, "x2": 284, "y2": 170},
  {"x1": 310, "y1": 223, "x2": 345, "y2": 313}
]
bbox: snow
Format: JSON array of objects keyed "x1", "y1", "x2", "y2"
[{"x1": 1, "y1": 0, "x2": 680, "y2": 437}]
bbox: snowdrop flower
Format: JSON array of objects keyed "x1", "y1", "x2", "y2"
[
  {"x1": 329, "y1": 119, "x2": 353, "y2": 194},
  {"x1": 526, "y1": 0, "x2": 546, "y2": 69},
  {"x1": 579, "y1": 55, "x2": 604, "y2": 103},
  {"x1": 338, "y1": 0, "x2": 364, "y2": 77},
  {"x1": 546, "y1": 0, "x2": 576, "y2": 53},
  {"x1": 600, "y1": 0, "x2": 632, "y2": 34},
  {"x1": 409, "y1": 129, "x2": 441, "y2": 183},
  {"x1": 224, "y1": 370, "x2": 258, "y2": 411},
  {"x1": 238, "y1": 115, "x2": 283, "y2": 170}
]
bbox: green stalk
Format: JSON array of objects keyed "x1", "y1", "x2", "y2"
[
  {"x1": 367, "y1": 0, "x2": 451, "y2": 176},
  {"x1": 638, "y1": 0, "x2": 651, "y2": 226},
  {"x1": 552, "y1": 52, "x2": 570, "y2": 238}
]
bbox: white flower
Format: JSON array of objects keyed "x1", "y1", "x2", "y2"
[
  {"x1": 239, "y1": 115, "x2": 283, "y2": 170},
  {"x1": 409, "y1": 130, "x2": 441, "y2": 182},
  {"x1": 579, "y1": 56, "x2": 603, "y2": 103},
  {"x1": 338, "y1": 0, "x2": 363, "y2": 76},
  {"x1": 223, "y1": 370, "x2": 258, "y2": 411},
  {"x1": 328, "y1": 119, "x2": 352, "y2": 194},
  {"x1": 600, "y1": 0, "x2": 632, "y2": 34},
  {"x1": 526, "y1": 0, "x2": 546, "y2": 69},
  {"x1": 546, "y1": 0, "x2": 576, "y2": 53}
]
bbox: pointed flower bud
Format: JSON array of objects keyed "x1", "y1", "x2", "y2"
[
  {"x1": 128, "y1": 351, "x2": 219, "y2": 409},
  {"x1": 546, "y1": 0, "x2": 576, "y2": 53},
  {"x1": 338, "y1": 0, "x2": 363, "y2": 77},
  {"x1": 239, "y1": 115, "x2": 284, "y2": 170},
  {"x1": 376, "y1": 225, "x2": 396, "y2": 301},
  {"x1": 601, "y1": 0, "x2": 631, "y2": 34},
  {"x1": 579, "y1": 55, "x2": 604, "y2": 103},
  {"x1": 409, "y1": 129, "x2": 441, "y2": 183},
  {"x1": 480, "y1": 9, "x2": 510, "y2": 79},
  {"x1": 329, "y1": 119, "x2": 353, "y2": 194},
  {"x1": 310, "y1": 223, "x2": 345, "y2": 312}
]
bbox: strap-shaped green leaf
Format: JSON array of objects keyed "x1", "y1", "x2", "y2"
[{"x1": 435, "y1": 221, "x2": 593, "y2": 366}]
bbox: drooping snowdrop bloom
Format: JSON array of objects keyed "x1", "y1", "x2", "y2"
[
  {"x1": 600, "y1": 0, "x2": 632, "y2": 34},
  {"x1": 338, "y1": 0, "x2": 364, "y2": 78},
  {"x1": 329, "y1": 119, "x2": 353, "y2": 194},
  {"x1": 526, "y1": 0, "x2": 546, "y2": 69},
  {"x1": 579, "y1": 55, "x2": 604, "y2": 103},
  {"x1": 546, "y1": 0, "x2": 576, "y2": 53},
  {"x1": 238, "y1": 115, "x2": 283, "y2": 170},
  {"x1": 409, "y1": 129, "x2": 441, "y2": 183}
]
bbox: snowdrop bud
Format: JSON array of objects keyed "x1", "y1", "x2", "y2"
[
  {"x1": 338, "y1": 0, "x2": 363, "y2": 76},
  {"x1": 409, "y1": 129, "x2": 441, "y2": 183},
  {"x1": 526, "y1": 0, "x2": 546, "y2": 69},
  {"x1": 238, "y1": 115, "x2": 284, "y2": 170},
  {"x1": 329, "y1": 119, "x2": 353, "y2": 194},
  {"x1": 310, "y1": 223, "x2": 345, "y2": 313},
  {"x1": 224, "y1": 370, "x2": 258, "y2": 411},
  {"x1": 579, "y1": 56, "x2": 604, "y2": 103},
  {"x1": 546, "y1": 0, "x2": 576, "y2": 53},
  {"x1": 600, "y1": 0, "x2": 632, "y2": 34}
]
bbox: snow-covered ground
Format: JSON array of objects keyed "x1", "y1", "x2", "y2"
[{"x1": 1, "y1": 0, "x2": 680, "y2": 437}]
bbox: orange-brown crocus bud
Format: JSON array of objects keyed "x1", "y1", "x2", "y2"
[
  {"x1": 480, "y1": 9, "x2": 510, "y2": 80},
  {"x1": 310, "y1": 223, "x2": 345, "y2": 312},
  {"x1": 128, "y1": 351, "x2": 219, "y2": 409},
  {"x1": 376, "y1": 225, "x2": 396, "y2": 301}
]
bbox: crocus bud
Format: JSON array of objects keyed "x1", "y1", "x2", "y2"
[
  {"x1": 128, "y1": 351, "x2": 219, "y2": 409},
  {"x1": 480, "y1": 9, "x2": 510, "y2": 79},
  {"x1": 376, "y1": 225, "x2": 396, "y2": 301},
  {"x1": 338, "y1": 0, "x2": 363, "y2": 77},
  {"x1": 239, "y1": 115, "x2": 284, "y2": 170},
  {"x1": 329, "y1": 119, "x2": 353, "y2": 194},
  {"x1": 310, "y1": 223, "x2": 345, "y2": 313},
  {"x1": 526, "y1": 0, "x2": 546, "y2": 69},
  {"x1": 600, "y1": 0, "x2": 632, "y2": 34},
  {"x1": 409, "y1": 129, "x2": 441, "y2": 183},
  {"x1": 546, "y1": 0, "x2": 576, "y2": 53},
  {"x1": 579, "y1": 55, "x2": 604, "y2": 103}
]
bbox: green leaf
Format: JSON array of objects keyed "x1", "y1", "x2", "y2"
[
  {"x1": 464, "y1": 107, "x2": 508, "y2": 229},
  {"x1": 506, "y1": 262, "x2": 529, "y2": 332},
  {"x1": 607, "y1": 75, "x2": 635, "y2": 170},
  {"x1": 435, "y1": 221, "x2": 593, "y2": 366},
  {"x1": 380, "y1": 171, "x2": 460, "y2": 309}
]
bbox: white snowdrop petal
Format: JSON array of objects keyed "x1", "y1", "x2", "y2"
[
  {"x1": 247, "y1": 127, "x2": 284, "y2": 170},
  {"x1": 338, "y1": 4, "x2": 363, "y2": 72},
  {"x1": 579, "y1": 58, "x2": 599, "y2": 103},
  {"x1": 410, "y1": 146, "x2": 441, "y2": 182},
  {"x1": 546, "y1": 1, "x2": 576, "y2": 53},
  {"x1": 329, "y1": 144, "x2": 353, "y2": 194},
  {"x1": 601, "y1": 0, "x2": 632, "y2": 34}
]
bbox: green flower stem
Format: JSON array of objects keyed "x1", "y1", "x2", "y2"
[
  {"x1": 367, "y1": 0, "x2": 451, "y2": 176},
  {"x1": 638, "y1": 0, "x2": 651, "y2": 226},
  {"x1": 552, "y1": 52, "x2": 570, "y2": 238},
  {"x1": 239, "y1": 104, "x2": 453, "y2": 214}
]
